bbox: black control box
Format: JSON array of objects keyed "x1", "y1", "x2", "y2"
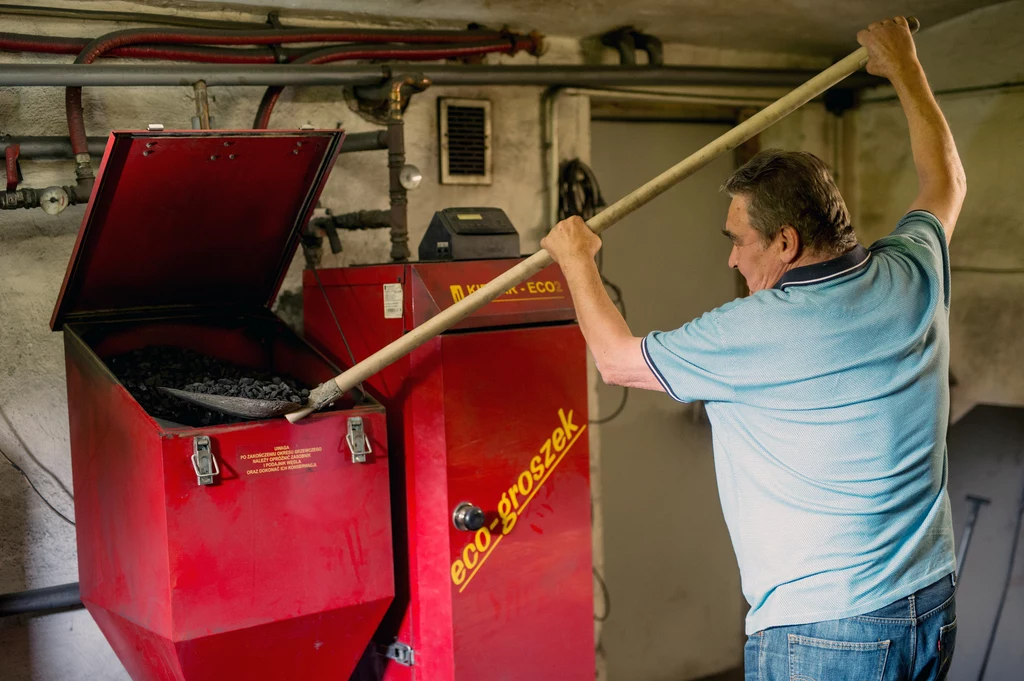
[{"x1": 417, "y1": 207, "x2": 520, "y2": 261}]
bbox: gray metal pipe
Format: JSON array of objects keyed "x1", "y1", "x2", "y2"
[
  {"x1": 340, "y1": 130, "x2": 388, "y2": 153},
  {"x1": 2, "y1": 131, "x2": 386, "y2": 160},
  {"x1": 420, "y1": 65, "x2": 882, "y2": 88},
  {"x1": 0, "y1": 63, "x2": 884, "y2": 90},
  {"x1": 1, "y1": 135, "x2": 107, "y2": 159},
  {"x1": 0, "y1": 64, "x2": 386, "y2": 87},
  {"x1": 387, "y1": 116, "x2": 409, "y2": 262},
  {"x1": 0, "y1": 582, "x2": 82, "y2": 617}
]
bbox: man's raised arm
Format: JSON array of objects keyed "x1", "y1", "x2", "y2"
[{"x1": 858, "y1": 17, "x2": 967, "y2": 241}]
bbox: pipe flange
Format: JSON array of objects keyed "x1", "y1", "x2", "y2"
[{"x1": 346, "y1": 74, "x2": 431, "y2": 126}]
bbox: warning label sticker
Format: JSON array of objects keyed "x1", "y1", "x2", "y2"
[
  {"x1": 383, "y1": 283, "x2": 403, "y2": 319},
  {"x1": 240, "y1": 445, "x2": 324, "y2": 476}
]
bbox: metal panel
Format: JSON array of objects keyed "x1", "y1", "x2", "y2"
[
  {"x1": 303, "y1": 264, "x2": 408, "y2": 401},
  {"x1": 410, "y1": 260, "x2": 575, "y2": 330},
  {"x1": 443, "y1": 326, "x2": 594, "y2": 680},
  {"x1": 64, "y1": 318, "x2": 393, "y2": 681},
  {"x1": 51, "y1": 129, "x2": 343, "y2": 328},
  {"x1": 304, "y1": 260, "x2": 593, "y2": 681}
]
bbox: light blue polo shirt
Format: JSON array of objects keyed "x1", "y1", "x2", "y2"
[{"x1": 643, "y1": 210, "x2": 956, "y2": 634}]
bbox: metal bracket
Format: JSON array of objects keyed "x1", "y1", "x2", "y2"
[
  {"x1": 385, "y1": 641, "x2": 414, "y2": 666},
  {"x1": 191, "y1": 80, "x2": 211, "y2": 130},
  {"x1": 265, "y1": 11, "x2": 288, "y2": 64},
  {"x1": 599, "y1": 26, "x2": 664, "y2": 66},
  {"x1": 348, "y1": 72, "x2": 429, "y2": 126},
  {"x1": 191, "y1": 436, "x2": 220, "y2": 486},
  {"x1": 346, "y1": 417, "x2": 371, "y2": 463}
]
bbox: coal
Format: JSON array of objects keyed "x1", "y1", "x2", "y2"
[{"x1": 106, "y1": 346, "x2": 310, "y2": 427}]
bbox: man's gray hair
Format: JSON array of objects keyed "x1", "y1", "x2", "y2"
[{"x1": 722, "y1": 149, "x2": 857, "y2": 256}]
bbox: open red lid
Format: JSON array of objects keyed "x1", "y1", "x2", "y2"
[{"x1": 51, "y1": 129, "x2": 344, "y2": 329}]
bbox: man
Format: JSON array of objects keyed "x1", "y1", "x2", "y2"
[{"x1": 541, "y1": 17, "x2": 966, "y2": 681}]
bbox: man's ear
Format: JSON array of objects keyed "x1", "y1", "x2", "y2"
[{"x1": 778, "y1": 225, "x2": 802, "y2": 264}]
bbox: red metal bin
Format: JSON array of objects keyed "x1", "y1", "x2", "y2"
[
  {"x1": 51, "y1": 130, "x2": 394, "y2": 681},
  {"x1": 305, "y1": 259, "x2": 595, "y2": 681}
]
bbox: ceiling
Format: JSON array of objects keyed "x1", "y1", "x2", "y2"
[{"x1": 188, "y1": 0, "x2": 1005, "y2": 56}]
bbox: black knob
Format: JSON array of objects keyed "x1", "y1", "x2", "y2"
[{"x1": 453, "y1": 502, "x2": 485, "y2": 532}]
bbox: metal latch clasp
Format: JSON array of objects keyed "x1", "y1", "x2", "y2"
[
  {"x1": 191, "y1": 436, "x2": 220, "y2": 486},
  {"x1": 346, "y1": 417, "x2": 371, "y2": 463},
  {"x1": 385, "y1": 641, "x2": 414, "y2": 666}
]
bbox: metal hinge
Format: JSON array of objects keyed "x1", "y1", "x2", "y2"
[
  {"x1": 191, "y1": 436, "x2": 220, "y2": 486},
  {"x1": 385, "y1": 641, "x2": 414, "y2": 666},
  {"x1": 346, "y1": 417, "x2": 371, "y2": 464}
]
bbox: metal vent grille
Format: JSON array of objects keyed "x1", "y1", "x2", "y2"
[
  {"x1": 439, "y1": 98, "x2": 492, "y2": 185},
  {"x1": 446, "y1": 106, "x2": 486, "y2": 174}
]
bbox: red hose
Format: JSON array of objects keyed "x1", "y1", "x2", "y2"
[
  {"x1": 107, "y1": 44, "x2": 276, "y2": 63},
  {"x1": 252, "y1": 40, "x2": 526, "y2": 129},
  {"x1": 65, "y1": 88, "x2": 87, "y2": 158},
  {"x1": 0, "y1": 32, "x2": 323, "y2": 62},
  {"x1": 0, "y1": 33, "x2": 83, "y2": 55},
  {"x1": 64, "y1": 27, "x2": 541, "y2": 155},
  {"x1": 73, "y1": 27, "x2": 513, "y2": 64}
]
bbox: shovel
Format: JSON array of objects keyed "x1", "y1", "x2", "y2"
[
  {"x1": 279, "y1": 18, "x2": 918, "y2": 422},
  {"x1": 159, "y1": 387, "x2": 301, "y2": 420}
]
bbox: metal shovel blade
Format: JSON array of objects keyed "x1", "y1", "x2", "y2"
[{"x1": 159, "y1": 387, "x2": 300, "y2": 420}]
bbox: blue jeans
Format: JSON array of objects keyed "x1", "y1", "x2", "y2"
[{"x1": 745, "y1": 574, "x2": 957, "y2": 681}]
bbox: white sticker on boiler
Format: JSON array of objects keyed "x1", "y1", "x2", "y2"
[{"x1": 383, "y1": 283, "x2": 403, "y2": 319}]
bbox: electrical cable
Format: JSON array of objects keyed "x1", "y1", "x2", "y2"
[
  {"x1": 0, "y1": 445, "x2": 75, "y2": 527},
  {"x1": 593, "y1": 566, "x2": 611, "y2": 622},
  {"x1": 557, "y1": 158, "x2": 605, "y2": 223},
  {"x1": 0, "y1": 405, "x2": 74, "y2": 502},
  {"x1": 557, "y1": 158, "x2": 630, "y2": 425},
  {"x1": 976, "y1": 473, "x2": 1024, "y2": 681},
  {"x1": 589, "y1": 495, "x2": 611, "y2": 623}
]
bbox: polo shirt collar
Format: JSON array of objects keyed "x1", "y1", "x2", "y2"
[{"x1": 773, "y1": 244, "x2": 871, "y2": 290}]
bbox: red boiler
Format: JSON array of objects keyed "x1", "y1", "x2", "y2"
[
  {"x1": 304, "y1": 256, "x2": 595, "y2": 681},
  {"x1": 52, "y1": 129, "x2": 394, "y2": 681}
]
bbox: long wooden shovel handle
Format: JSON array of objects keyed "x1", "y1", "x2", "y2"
[{"x1": 288, "y1": 18, "x2": 919, "y2": 423}]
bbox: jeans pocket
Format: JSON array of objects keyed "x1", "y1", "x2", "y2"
[
  {"x1": 788, "y1": 634, "x2": 890, "y2": 681},
  {"x1": 938, "y1": 618, "x2": 957, "y2": 677}
]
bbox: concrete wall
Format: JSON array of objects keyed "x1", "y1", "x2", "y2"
[{"x1": 848, "y1": 0, "x2": 1024, "y2": 420}]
